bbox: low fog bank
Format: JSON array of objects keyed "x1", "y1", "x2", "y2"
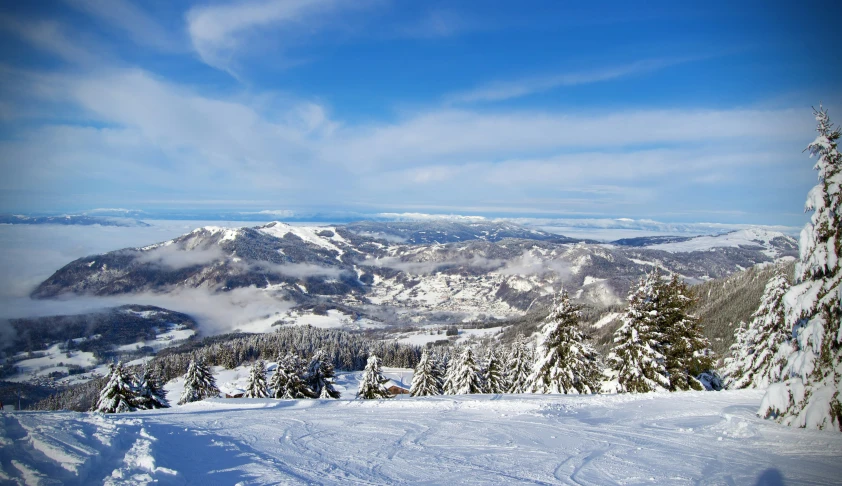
[{"x1": 0, "y1": 221, "x2": 291, "y2": 342}]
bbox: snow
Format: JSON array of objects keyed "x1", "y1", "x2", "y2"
[
  {"x1": 648, "y1": 228, "x2": 790, "y2": 258},
  {"x1": 8, "y1": 344, "x2": 98, "y2": 382},
  {"x1": 258, "y1": 222, "x2": 347, "y2": 258},
  {"x1": 592, "y1": 312, "x2": 621, "y2": 329},
  {"x1": 3, "y1": 390, "x2": 840, "y2": 484},
  {"x1": 582, "y1": 275, "x2": 605, "y2": 286},
  {"x1": 114, "y1": 325, "x2": 195, "y2": 353}
]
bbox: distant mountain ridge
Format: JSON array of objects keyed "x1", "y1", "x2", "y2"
[
  {"x1": 0, "y1": 214, "x2": 150, "y2": 227},
  {"x1": 31, "y1": 221, "x2": 798, "y2": 328}
]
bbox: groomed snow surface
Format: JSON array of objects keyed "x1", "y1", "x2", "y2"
[{"x1": 2, "y1": 387, "x2": 840, "y2": 485}]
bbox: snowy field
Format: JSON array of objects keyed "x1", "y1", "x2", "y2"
[{"x1": 2, "y1": 389, "x2": 841, "y2": 485}]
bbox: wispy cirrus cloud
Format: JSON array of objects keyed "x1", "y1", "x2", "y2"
[
  {"x1": 185, "y1": 0, "x2": 358, "y2": 76},
  {"x1": 62, "y1": 0, "x2": 184, "y2": 52},
  {"x1": 446, "y1": 57, "x2": 702, "y2": 104}
]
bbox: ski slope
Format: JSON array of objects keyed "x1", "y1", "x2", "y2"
[{"x1": 2, "y1": 389, "x2": 840, "y2": 485}]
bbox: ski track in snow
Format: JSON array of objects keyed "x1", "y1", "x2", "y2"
[{"x1": 1, "y1": 390, "x2": 841, "y2": 485}]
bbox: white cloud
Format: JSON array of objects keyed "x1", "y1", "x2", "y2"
[
  {"x1": 446, "y1": 58, "x2": 696, "y2": 104},
  {"x1": 185, "y1": 0, "x2": 343, "y2": 75},
  {"x1": 63, "y1": 0, "x2": 183, "y2": 52},
  {"x1": 0, "y1": 16, "x2": 98, "y2": 65},
  {"x1": 135, "y1": 245, "x2": 226, "y2": 270}
]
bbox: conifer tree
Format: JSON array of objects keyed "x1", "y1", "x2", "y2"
[
  {"x1": 658, "y1": 273, "x2": 713, "y2": 391},
  {"x1": 135, "y1": 364, "x2": 169, "y2": 410},
  {"x1": 723, "y1": 321, "x2": 748, "y2": 388},
  {"x1": 608, "y1": 272, "x2": 670, "y2": 393},
  {"x1": 307, "y1": 350, "x2": 340, "y2": 399},
  {"x1": 410, "y1": 349, "x2": 442, "y2": 397},
  {"x1": 95, "y1": 361, "x2": 138, "y2": 413},
  {"x1": 357, "y1": 355, "x2": 392, "y2": 399},
  {"x1": 482, "y1": 349, "x2": 507, "y2": 394},
  {"x1": 446, "y1": 347, "x2": 484, "y2": 395},
  {"x1": 244, "y1": 360, "x2": 269, "y2": 398},
  {"x1": 529, "y1": 289, "x2": 602, "y2": 394},
  {"x1": 178, "y1": 357, "x2": 220, "y2": 405},
  {"x1": 725, "y1": 270, "x2": 793, "y2": 389},
  {"x1": 760, "y1": 106, "x2": 842, "y2": 430},
  {"x1": 506, "y1": 334, "x2": 533, "y2": 394},
  {"x1": 271, "y1": 354, "x2": 315, "y2": 399}
]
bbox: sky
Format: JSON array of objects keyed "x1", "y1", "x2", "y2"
[{"x1": 1, "y1": 0, "x2": 840, "y2": 227}]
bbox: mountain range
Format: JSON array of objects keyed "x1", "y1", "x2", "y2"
[{"x1": 31, "y1": 221, "x2": 797, "y2": 327}]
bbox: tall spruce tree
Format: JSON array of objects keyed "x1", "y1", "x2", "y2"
[
  {"x1": 271, "y1": 354, "x2": 315, "y2": 399},
  {"x1": 482, "y1": 349, "x2": 507, "y2": 394},
  {"x1": 178, "y1": 357, "x2": 220, "y2": 405},
  {"x1": 410, "y1": 349, "x2": 442, "y2": 397},
  {"x1": 658, "y1": 273, "x2": 713, "y2": 391},
  {"x1": 725, "y1": 270, "x2": 793, "y2": 389},
  {"x1": 95, "y1": 361, "x2": 138, "y2": 413},
  {"x1": 760, "y1": 106, "x2": 842, "y2": 430},
  {"x1": 529, "y1": 289, "x2": 602, "y2": 394},
  {"x1": 357, "y1": 355, "x2": 392, "y2": 399},
  {"x1": 307, "y1": 350, "x2": 340, "y2": 399},
  {"x1": 134, "y1": 365, "x2": 169, "y2": 410},
  {"x1": 608, "y1": 272, "x2": 670, "y2": 393},
  {"x1": 447, "y1": 347, "x2": 484, "y2": 395},
  {"x1": 723, "y1": 321, "x2": 749, "y2": 388},
  {"x1": 506, "y1": 334, "x2": 533, "y2": 394},
  {"x1": 244, "y1": 360, "x2": 269, "y2": 398}
]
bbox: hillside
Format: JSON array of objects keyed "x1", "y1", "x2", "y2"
[{"x1": 29, "y1": 221, "x2": 797, "y2": 331}]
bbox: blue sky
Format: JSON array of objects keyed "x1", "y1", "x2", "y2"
[{"x1": 0, "y1": 0, "x2": 840, "y2": 227}]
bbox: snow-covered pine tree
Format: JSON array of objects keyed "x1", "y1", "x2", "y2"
[
  {"x1": 357, "y1": 354, "x2": 392, "y2": 399},
  {"x1": 442, "y1": 348, "x2": 459, "y2": 395},
  {"x1": 410, "y1": 349, "x2": 441, "y2": 397},
  {"x1": 270, "y1": 354, "x2": 315, "y2": 399},
  {"x1": 608, "y1": 272, "x2": 670, "y2": 393},
  {"x1": 178, "y1": 357, "x2": 220, "y2": 405},
  {"x1": 723, "y1": 321, "x2": 748, "y2": 389},
  {"x1": 529, "y1": 289, "x2": 602, "y2": 394},
  {"x1": 448, "y1": 347, "x2": 484, "y2": 395},
  {"x1": 657, "y1": 273, "x2": 713, "y2": 391},
  {"x1": 482, "y1": 349, "x2": 507, "y2": 394},
  {"x1": 244, "y1": 360, "x2": 269, "y2": 398},
  {"x1": 760, "y1": 106, "x2": 842, "y2": 430},
  {"x1": 269, "y1": 355, "x2": 290, "y2": 398},
  {"x1": 95, "y1": 361, "x2": 138, "y2": 413},
  {"x1": 506, "y1": 334, "x2": 533, "y2": 393},
  {"x1": 307, "y1": 350, "x2": 340, "y2": 399},
  {"x1": 134, "y1": 365, "x2": 169, "y2": 410},
  {"x1": 725, "y1": 269, "x2": 793, "y2": 389}
]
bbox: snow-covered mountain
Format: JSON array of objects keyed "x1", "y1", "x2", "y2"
[
  {"x1": 31, "y1": 222, "x2": 798, "y2": 327},
  {"x1": 611, "y1": 228, "x2": 798, "y2": 258}
]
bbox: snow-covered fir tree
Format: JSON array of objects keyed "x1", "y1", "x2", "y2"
[
  {"x1": 271, "y1": 354, "x2": 315, "y2": 399},
  {"x1": 307, "y1": 350, "x2": 340, "y2": 399},
  {"x1": 244, "y1": 360, "x2": 269, "y2": 398},
  {"x1": 445, "y1": 347, "x2": 484, "y2": 395},
  {"x1": 608, "y1": 272, "x2": 670, "y2": 393},
  {"x1": 357, "y1": 355, "x2": 392, "y2": 399},
  {"x1": 134, "y1": 365, "x2": 169, "y2": 410},
  {"x1": 657, "y1": 273, "x2": 713, "y2": 391},
  {"x1": 506, "y1": 334, "x2": 533, "y2": 394},
  {"x1": 529, "y1": 289, "x2": 602, "y2": 394},
  {"x1": 725, "y1": 269, "x2": 793, "y2": 389},
  {"x1": 722, "y1": 321, "x2": 748, "y2": 388},
  {"x1": 482, "y1": 349, "x2": 507, "y2": 394},
  {"x1": 760, "y1": 106, "x2": 842, "y2": 431},
  {"x1": 95, "y1": 361, "x2": 137, "y2": 413},
  {"x1": 178, "y1": 357, "x2": 220, "y2": 405},
  {"x1": 410, "y1": 349, "x2": 442, "y2": 397}
]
